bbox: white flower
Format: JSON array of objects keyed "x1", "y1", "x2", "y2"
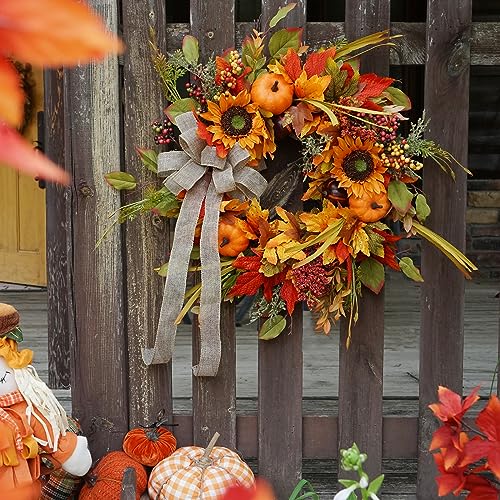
[
  {"x1": 333, "y1": 484, "x2": 357, "y2": 500},
  {"x1": 359, "y1": 476, "x2": 369, "y2": 489}
]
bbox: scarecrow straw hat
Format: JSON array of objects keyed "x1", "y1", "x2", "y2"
[{"x1": 0, "y1": 303, "x2": 20, "y2": 337}]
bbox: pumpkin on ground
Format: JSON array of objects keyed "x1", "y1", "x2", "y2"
[
  {"x1": 250, "y1": 73, "x2": 294, "y2": 116},
  {"x1": 348, "y1": 190, "x2": 391, "y2": 223},
  {"x1": 78, "y1": 451, "x2": 147, "y2": 500},
  {"x1": 149, "y1": 432, "x2": 255, "y2": 499},
  {"x1": 218, "y1": 214, "x2": 250, "y2": 257},
  {"x1": 123, "y1": 417, "x2": 177, "y2": 467}
]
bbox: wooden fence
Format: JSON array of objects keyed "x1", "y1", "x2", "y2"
[{"x1": 43, "y1": 0, "x2": 499, "y2": 498}]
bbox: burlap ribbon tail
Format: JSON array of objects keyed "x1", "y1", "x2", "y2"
[{"x1": 142, "y1": 112, "x2": 267, "y2": 376}]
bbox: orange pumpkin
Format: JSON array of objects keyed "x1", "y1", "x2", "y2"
[
  {"x1": 218, "y1": 215, "x2": 250, "y2": 257},
  {"x1": 250, "y1": 73, "x2": 293, "y2": 115},
  {"x1": 349, "y1": 191, "x2": 391, "y2": 223},
  {"x1": 78, "y1": 451, "x2": 147, "y2": 500},
  {"x1": 123, "y1": 421, "x2": 177, "y2": 467}
]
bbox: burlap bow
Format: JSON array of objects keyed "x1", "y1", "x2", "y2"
[{"x1": 143, "y1": 111, "x2": 267, "y2": 376}]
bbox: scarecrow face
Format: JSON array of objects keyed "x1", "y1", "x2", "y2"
[{"x1": 0, "y1": 356, "x2": 19, "y2": 395}]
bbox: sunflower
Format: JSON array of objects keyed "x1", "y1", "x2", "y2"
[
  {"x1": 201, "y1": 90, "x2": 275, "y2": 161},
  {"x1": 330, "y1": 136, "x2": 386, "y2": 197}
]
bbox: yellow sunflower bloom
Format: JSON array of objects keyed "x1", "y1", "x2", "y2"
[
  {"x1": 330, "y1": 136, "x2": 386, "y2": 198},
  {"x1": 201, "y1": 90, "x2": 275, "y2": 161}
]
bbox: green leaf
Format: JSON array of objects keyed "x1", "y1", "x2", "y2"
[
  {"x1": 387, "y1": 180, "x2": 413, "y2": 215},
  {"x1": 338, "y1": 479, "x2": 358, "y2": 488},
  {"x1": 5, "y1": 326, "x2": 23, "y2": 343},
  {"x1": 399, "y1": 257, "x2": 424, "y2": 282},
  {"x1": 182, "y1": 35, "x2": 199, "y2": 64},
  {"x1": 152, "y1": 188, "x2": 180, "y2": 217},
  {"x1": 104, "y1": 171, "x2": 137, "y2": 190},
  {"x1": 259, "y1": 315, "x2": 286, "y2": 340},
  {"x1": 301, "y1": 99, "x2": 339, "y2": 126},
  {"x1": 155, "y1": 263, "x2": 168, "y2": 277},
  {"x1": 415, "y1": 193, "x2": 431, "y2": 223},
  {"x1": 165, "y1": 98, "x2": 197, "y2": 123},
  {"x1": 359, "y1": 258, "x2": 385, "y2": 294},
  {"x1": 269, "y1": 28, "x2": 302, "y2": 60},
  {"x1": 269, "y1": 3, "x2": 297, "y2": 28},
  {"x1": 367, "y1": 474, "x2": 385, "y2": 495},
  {"x1": 383, "y1": 86, "x2": 411, "y2": 110},
  {"x1": 135, "y1": 147, "x2": 158, "y2": 173}
]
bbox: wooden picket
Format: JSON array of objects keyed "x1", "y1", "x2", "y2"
[{"x1": 43, "y1": 0, "x2": 497, "y2": 497}]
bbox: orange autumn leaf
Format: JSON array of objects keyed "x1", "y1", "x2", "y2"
[
  {"x1": 0, "y1": 57, "x2": 23, "y2": 127},
  {"x1": 0, "y1": 123, "x2": 70, "y2": 184},
  {"x1": 0, "y1": 0, "x2": 123, "y2": 67}
]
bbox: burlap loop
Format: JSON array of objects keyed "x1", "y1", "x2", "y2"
[{"x1": 143, "y1": 111, "x2": 267, "y2": 376}]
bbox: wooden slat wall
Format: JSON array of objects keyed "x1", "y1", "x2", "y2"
[
  {"x1": 257, "y1": 2, "x2": 306, "y2": 497},
  {"x1": 190, "y1": 0, "x2": 238, "y2": 449},
  {"x1": 417, "y1": 0, "x2": 472, "y2": 498},
  {"x1": 121, "y1": 0, "x2": 172, "y2": 427},
  {"x1": 65, "y1": 0, "x2": 129, "y2": 455},
  {"x1": 338, "y1": 0, "x2": 390, "y2": 481}
]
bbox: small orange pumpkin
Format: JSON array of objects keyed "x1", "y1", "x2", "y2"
[
  {"x1": 123, "y1": 414, "x2": 177, "y2": 467},
  {"x1": 250, "y1": 73, "x2": 293, "y2": 115},
  {"x1": 218, "y1": 215, "x2": 250, "y2": 257},
  {"x1": 349, "y1": 191, "x2": 391, "y2": 223}
]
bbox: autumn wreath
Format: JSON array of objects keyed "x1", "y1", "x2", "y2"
[{"x1": 105, "y1": 5, "x2": 477, "y2": 376}]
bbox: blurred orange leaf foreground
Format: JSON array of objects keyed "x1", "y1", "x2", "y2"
[{"x1": 0, "y1": 0, "x2": 123, "y2": 184}]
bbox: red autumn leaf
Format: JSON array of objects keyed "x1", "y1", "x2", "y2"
[
  {"x1": 355, "y1": 74, "x2": 395, "y2": 103},
  {"x1": 222, "y1": 479, "x2": 275, "y2": 500},
  {"x1": 228, "y1": 271, "x2": 264, "y2": 298},
  {"x1": 282, "y1": 48, "x2": 302, "y2": 81},
  {"x1": 463, "y1": 475, "x2": 499, "y2": 500},
  {"x1": 0, "y1": 123, "x2": 70, "y2": 184},
  {"x1": 336, "y1": 240, "x2": 350, "y2": 264},
  {"x1": 280, "y1": 279, "x2": 299, "y2": 315},
  {"x1": 287, "y1": 102, "x2": 313, "y2": 136},
  {"x1": 430, "y1": 425, "x2": 455, "y2": 451},
  {"x1": 232, "y1": 255, "x2": 261, "y2": 272},
  {"x1": 0, "y1": 57, "x2": 23, "y2": 126},
  {"x1": 476, "y1": 396, "x2": 500, "y2": 479},
  {"x1": 429, "y1": 386, "x2": 480, "y2": 425},
  {"x1": 460, "y1": 438, "x2": 492, "y2": 468},
  {"x1": 262, "y1": 271, "x2": 286, "y2": 302},
  {"x1": 303, "y1": 47, "x2": 336, "y2": 78},
  {"x1": 433, "y1": 453, "x2": 467, "y2": 496},
  {"x1": 0, "y1": 0, "x2": 123, "y2": 67}
]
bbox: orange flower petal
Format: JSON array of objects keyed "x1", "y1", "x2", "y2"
[
  {"x1": 0, "y1": 57, "x2": 23, "y2": 126},
  {"x1": 0, "y1": 0, "x2": 123, "y2": 67},
  {"x1": 0, "y1": 122, "x2": 69, "y2": 184}
]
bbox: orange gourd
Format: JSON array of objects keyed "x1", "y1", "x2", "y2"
[
  {"x1": 78, "y1": 451, "x2": 147, "y2": 500},
  {"x1": 123, "y1": 421, "x2": 177, "y2": 467},
  {"x1": 250, "y1": 73, "x2": 293, "y2": 115},
  {"x1": 218, "y1": 215, "x2": 250, "y2": 257},
  {"x1": 349, "y1": 191, "x2": 391, "y2": 223}
]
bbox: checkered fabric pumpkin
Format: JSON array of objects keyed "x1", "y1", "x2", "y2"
[{"x1": 148, "y1": 432, "x2": 254, "y2": 499}]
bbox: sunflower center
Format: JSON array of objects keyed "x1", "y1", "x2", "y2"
[
  {"x1": 342, "y1": 151, "x2": 375, "y2": 182},
  {"x1": 221, "y1": 106, "x2": 253, "y2": 137}
]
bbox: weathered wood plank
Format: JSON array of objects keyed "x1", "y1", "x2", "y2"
[
  {"x1": 417, "y1": 1, "x2": 472, "y2": 498},
  {"x1": 257, "y1": 4, "x2": 305, "y2": 497},
  {"x1": 44, "y1": 68, "x2": 71, "y2": 389},
  {"x1": 189, "y1": 0, "x2": 237, "y2": 449},
  {"x1": 121, "y1": 0, "x2": 172, "y2": 428},
  {"x1": 165, "y1": 22, "x2": 500, "y2": 65},
  {"x1": 338, "y1": 0, "x2": 389, "y2": 481},
  {"x1": 65, "y1": 0, "x2": 129, "y2": 456},
  {"x1": 121, "y1": 467, "x2": 136, "y2": 500}
]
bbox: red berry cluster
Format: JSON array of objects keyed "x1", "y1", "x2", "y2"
[
  {"x1": 152, "y1": 119, "x2": 175, "y2": 146},
  {"x1": 372, "y1": 114, "x2": 400, "y2": 143},
  {"x1": 292, "y1": 258, "x2": 331, "y2": 305},
  {"x1": 185, "y1": 82, "x2": 206, "y2": 107},
  {"x1": 339, "y1": 113, "x2": 377, "y2": 142}
]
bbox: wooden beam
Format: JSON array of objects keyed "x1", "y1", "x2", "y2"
[
  {"x1": 65, "y1": 0, "x2": 129, "y2": 456},
  {"x1": 121, "y1": 0, "x2": 172, "y2": 428},
  {"x1": 417, "y1": 0, "x2": 472, "y2": 498},
  {"x1": 338, "y1": 0, "x2": 389, "y2": 482},
  {"x1": 190, "y1": 0, "x2": 237, "y2": 450}
]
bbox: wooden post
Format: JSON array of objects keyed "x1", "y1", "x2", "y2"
[
  {"x1": 121, "y1": 0, "x2": 172, "y2": 427},
  {"x1": 257, "y1": 3, "x2": 306, "y2": 497},
  {"x1": 65, "y1": 0, "x2": 129, "y2": 456},
  {"x1": 338, "y1": 0, "x2": 390, "y2": 481},
  {"x1": 417, "y1": 1, "x2": 472, "y2": 498},
  {"x1": 44, "y1": 68, "x2": 71, "y2": 389},
  {"x1": 190, "y1": 0, "x2": 238, "y2": 449}
]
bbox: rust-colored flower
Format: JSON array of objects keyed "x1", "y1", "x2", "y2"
[
  {"x1": 201, "y1": 90, "x2": 275, "y2": 161},
  {"x1": 330, "y1": 136, "x2": 386, "y2": 198}
]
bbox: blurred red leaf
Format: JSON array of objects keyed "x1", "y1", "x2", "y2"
[{"x1": 0, "y1": 57, "x2": 23, "y2": 126}]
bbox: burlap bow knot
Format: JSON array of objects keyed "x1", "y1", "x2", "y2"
[{"x1": 143, "y1": 111, "x2": 267, "y2": 376}]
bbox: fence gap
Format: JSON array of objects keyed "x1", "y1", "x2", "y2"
[
  {"x1": 338, "y1": 0, "x2": 390, "y2": 481},
  {"x1": 65, "y1": 0, "x2": 129, "y2": 456},
  {"x1": 417, "y1": 0, "x2": 472, "y2": 497},
  {"x1": 257, "y1": 3, "x2": 306, "y2": 497},
  {"x1": 189, "y1": 0, "x2": 238, "y2": 449}
]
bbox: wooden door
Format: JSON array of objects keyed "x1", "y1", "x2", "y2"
[{"x1": 0, "y1": 67, "x2": 46, "y2": 286}]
